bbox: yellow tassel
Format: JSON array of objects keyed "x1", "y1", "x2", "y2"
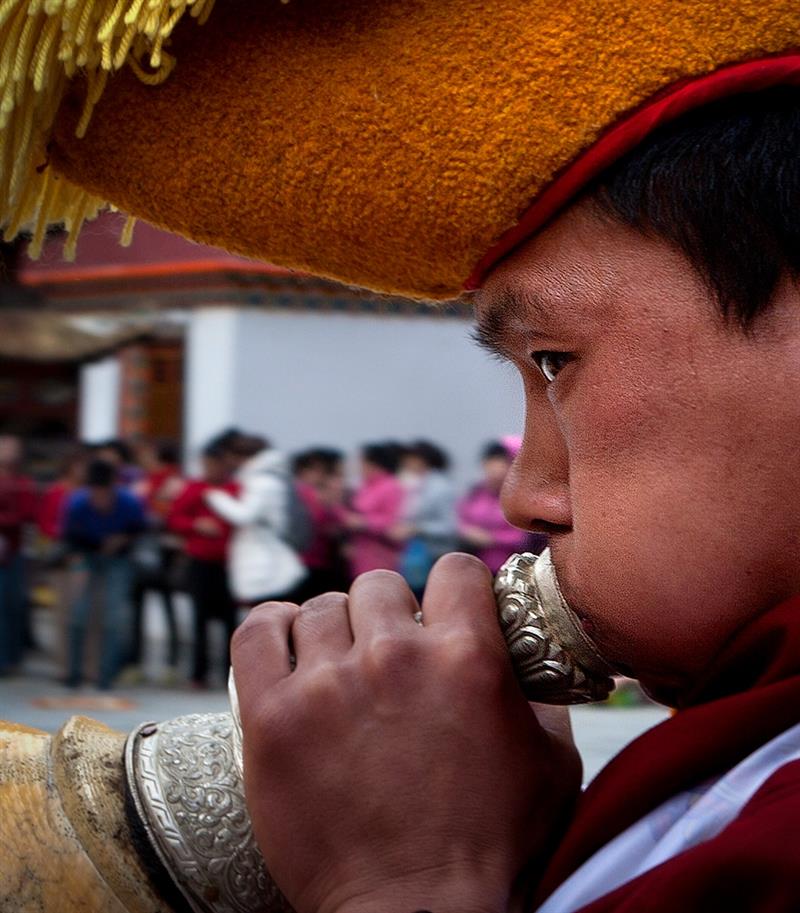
[
  {"x1": 0, "y1": 0, "x2": 216, "y2": 257},
  {"x1": 120, "y1": 212, "x2": 135, "y2": 246},
  {"x1": 32, "y1": 15, "x2": 61, "y2": 92}
]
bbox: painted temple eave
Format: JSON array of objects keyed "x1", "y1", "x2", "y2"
[{"x1": 15, "y1": 214, "x2": 471, "y2": 319}]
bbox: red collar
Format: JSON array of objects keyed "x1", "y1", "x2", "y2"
[{"x1": 536, "y1": 595, "x2": 800, "y2": 901}]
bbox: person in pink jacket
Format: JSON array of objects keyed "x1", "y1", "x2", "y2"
[
  {"x1": 344, "y1": 442, "x2": 406, "y2": 578},
  {"x1": 457, "y1": 437, "x2": 530, "y2": 574}
]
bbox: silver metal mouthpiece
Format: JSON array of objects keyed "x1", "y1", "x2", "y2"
[{"x1": 495, "y1": 548, "x2": 616, "y2": 704}]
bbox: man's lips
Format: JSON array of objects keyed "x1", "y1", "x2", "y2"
[{"x1": 547, "y1": 546, "x2": 595, "y2": 632}]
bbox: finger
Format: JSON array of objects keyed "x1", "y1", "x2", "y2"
[
  {"x1": 348, "y1": 569, "x2": 420, "y2": 641},
  {"x1": 231, "y1": 601, "x2": 299, "y2": 698},
  {"x1": 421, "y1": 553, "x2": 500, "y2": 638},
  {"x1": 293, "y1": 593, "x2": 353, "y2": 665}
]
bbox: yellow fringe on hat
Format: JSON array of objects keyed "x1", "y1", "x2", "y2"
[{"x1": 0, "y1": 0, "x2": 214, "y2": 258}]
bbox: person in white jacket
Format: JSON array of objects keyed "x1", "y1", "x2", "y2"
[{"x1": 205, "y1": 437, "x2": 307, "y2": 606}]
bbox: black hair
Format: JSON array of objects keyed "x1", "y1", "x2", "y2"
[
  {"x1": 201, "y1": 440, "x2": 227, "y2": 460},
  {"x1": 482, "y1": 441, "x2": 512, "y2": 462},
  {"x1": 293, "y1": 447, "x2": 343, "y2": 475},
  {"x1": 206, "y1": 427, "x2": 247, "y2": 452},
  {"x1": 99, "y1": 438, "x2": 134, "y2": 464},
  {"x1": 86, "y1": 459, "x2": 116, "y2": 488},
  {"x1": 408, "y1": 439, "x2": 450, "y2": 472},
  {"x1": 362, "y1": 441, "x2": 403, "y2": 474},
  {"x1": 589, "y1": 86, "x2": 800, "y2": 326},
  {"x1": 230, "y1": 434, "x2": 270, "y2": 458},
  {"x1": 155, "y1": 440, "x2": 180, "y2": 465}
]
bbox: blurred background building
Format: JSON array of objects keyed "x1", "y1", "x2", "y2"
[{"x1": 1, "y1": 213, "x2": 522, "y2": 486}]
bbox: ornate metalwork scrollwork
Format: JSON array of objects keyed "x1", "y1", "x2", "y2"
[{"x1": 495, "y1": 548, "x2": 616, "y2": 703}]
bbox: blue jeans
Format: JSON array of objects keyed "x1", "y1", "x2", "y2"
[
  {"x1": 0, "y1": 555, "x2": 25, "y2": 674},
  {"x1": 67, "y1": 553, "x2": 133, "y2": 689}
]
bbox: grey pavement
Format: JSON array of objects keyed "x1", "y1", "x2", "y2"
[{"x1": 571, "y1": 703, "x2": 669, "y2": 782}]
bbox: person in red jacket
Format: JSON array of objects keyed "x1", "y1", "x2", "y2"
[
  {"x1": 0, "y1": 435, "x2": 37, "y2": 675},
  {"x1": 38, "y1": 449, "x2": 87, "y2": 543},
  {"x1": 167, "y1": 441, "x2": 238, "y2": 688}
]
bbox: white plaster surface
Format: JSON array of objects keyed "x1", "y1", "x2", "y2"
[
  {"x1": 185, "y1": 308, "x2": 524, "y2": 487},
  {"x1": 78, "y1": 356, "x2": 121, "y2": 443}
]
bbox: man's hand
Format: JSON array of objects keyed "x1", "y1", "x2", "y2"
[{"x1": 232, "y1": 553, "x2": 581, "y2": 913}]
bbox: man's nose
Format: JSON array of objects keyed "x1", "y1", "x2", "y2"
[{"x1": 501, "y1": 407, "x2": 572, "y2": 534}]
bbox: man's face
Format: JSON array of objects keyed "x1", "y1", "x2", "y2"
[{"x1": 476, "y1": 200, "x2": 800, "y2": 702}]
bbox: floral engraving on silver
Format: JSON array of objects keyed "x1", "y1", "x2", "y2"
[
  {"x1": 125, "y1": 713, "x2": 291, "y2": 913},
  {"x1": 495, "y1": 548, "x2": 616, "y2": 704},
  {"x1": 228, "y1": 668, "x2": 244, "y2": 780}
]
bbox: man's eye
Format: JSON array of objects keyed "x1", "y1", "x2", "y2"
[{"x1": 532, "y1": 351, "x2": 573, "y2": 383}]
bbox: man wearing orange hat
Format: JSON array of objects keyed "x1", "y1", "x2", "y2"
[
  {"x1": 230, "y1": 88, "x2": 800, "y2": 913},
  {"x1": 3, "y1": 2, "x2": 800, "y2": 912}
]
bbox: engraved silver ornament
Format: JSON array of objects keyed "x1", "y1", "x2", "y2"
[{"x1": 495, "y1": 548, "x2": 616, "y2": 704}]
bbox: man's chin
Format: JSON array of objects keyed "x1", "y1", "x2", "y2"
[{"x1": 549, "y1": 557, "x2": 692, "y2": 705}]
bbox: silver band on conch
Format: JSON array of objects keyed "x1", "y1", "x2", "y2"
[
  {"x1": 125, "y1": 713, "x2": 290, "y2": 913},
  {"x1": 495, "y1": 548, "x2": 616, "y2": 703}
]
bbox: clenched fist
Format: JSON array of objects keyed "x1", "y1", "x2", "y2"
[{"x1": 232, "y1": 553, "x2": 581, "y2": 913}]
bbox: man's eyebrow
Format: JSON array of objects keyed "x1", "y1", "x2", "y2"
[
  {"x1": 471, "y1": 287, "x2": 551, "y2": 357},
  {"x1": 471, "y1": 293, "x2": 510, "y2": 358}
]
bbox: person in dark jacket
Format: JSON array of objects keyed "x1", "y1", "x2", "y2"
[{"x1": 62, "y1": 459, "x2": 146, "y2": 690}]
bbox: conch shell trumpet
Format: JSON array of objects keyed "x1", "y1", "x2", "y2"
[{"x1": 1, "y1": 549, "x2": 615, "y2": 913}]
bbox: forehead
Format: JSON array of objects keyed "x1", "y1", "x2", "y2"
[{"x1": 473, "y1": 200, "x2": 704, "y2": 340}]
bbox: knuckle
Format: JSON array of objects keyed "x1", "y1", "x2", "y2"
[
  {"x1": 295, "y1": 593, "x2": 347, "y2": 635},
  {"x1": 301, "y1": 660, "x2": 350, "y2": 706},
  {"x1": 439, "y1": 628, "x2": 506, "y2": 685},
  {"x1": 232, "y1": 602, "x2": 297, "y2": 655},
  {"x1": 361, "y1": 632, "x2": 419, "y2": 680}
]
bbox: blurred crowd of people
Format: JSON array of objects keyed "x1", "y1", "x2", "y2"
[{"x1": 0, "y1": 430, "x2": 546, "y2": 691}]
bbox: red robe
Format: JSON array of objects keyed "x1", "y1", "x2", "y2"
[{"x1": 534, "y1": 596, "x2": 800, "y2": 912}]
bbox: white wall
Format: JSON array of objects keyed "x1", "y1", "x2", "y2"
[
  {"x1": 79, "y1": 356, "x2": 121, "y2": 443},
  {"x1": 185, "y1": 307, "x2": 523, "y2": 488},
  {"x1": 184, "y1": 307, "x2": 240, "y2": 464}
]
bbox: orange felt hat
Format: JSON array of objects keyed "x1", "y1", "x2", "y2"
[{"x1": 3, "y1": 0, "x2": 800, "y2": 298}]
